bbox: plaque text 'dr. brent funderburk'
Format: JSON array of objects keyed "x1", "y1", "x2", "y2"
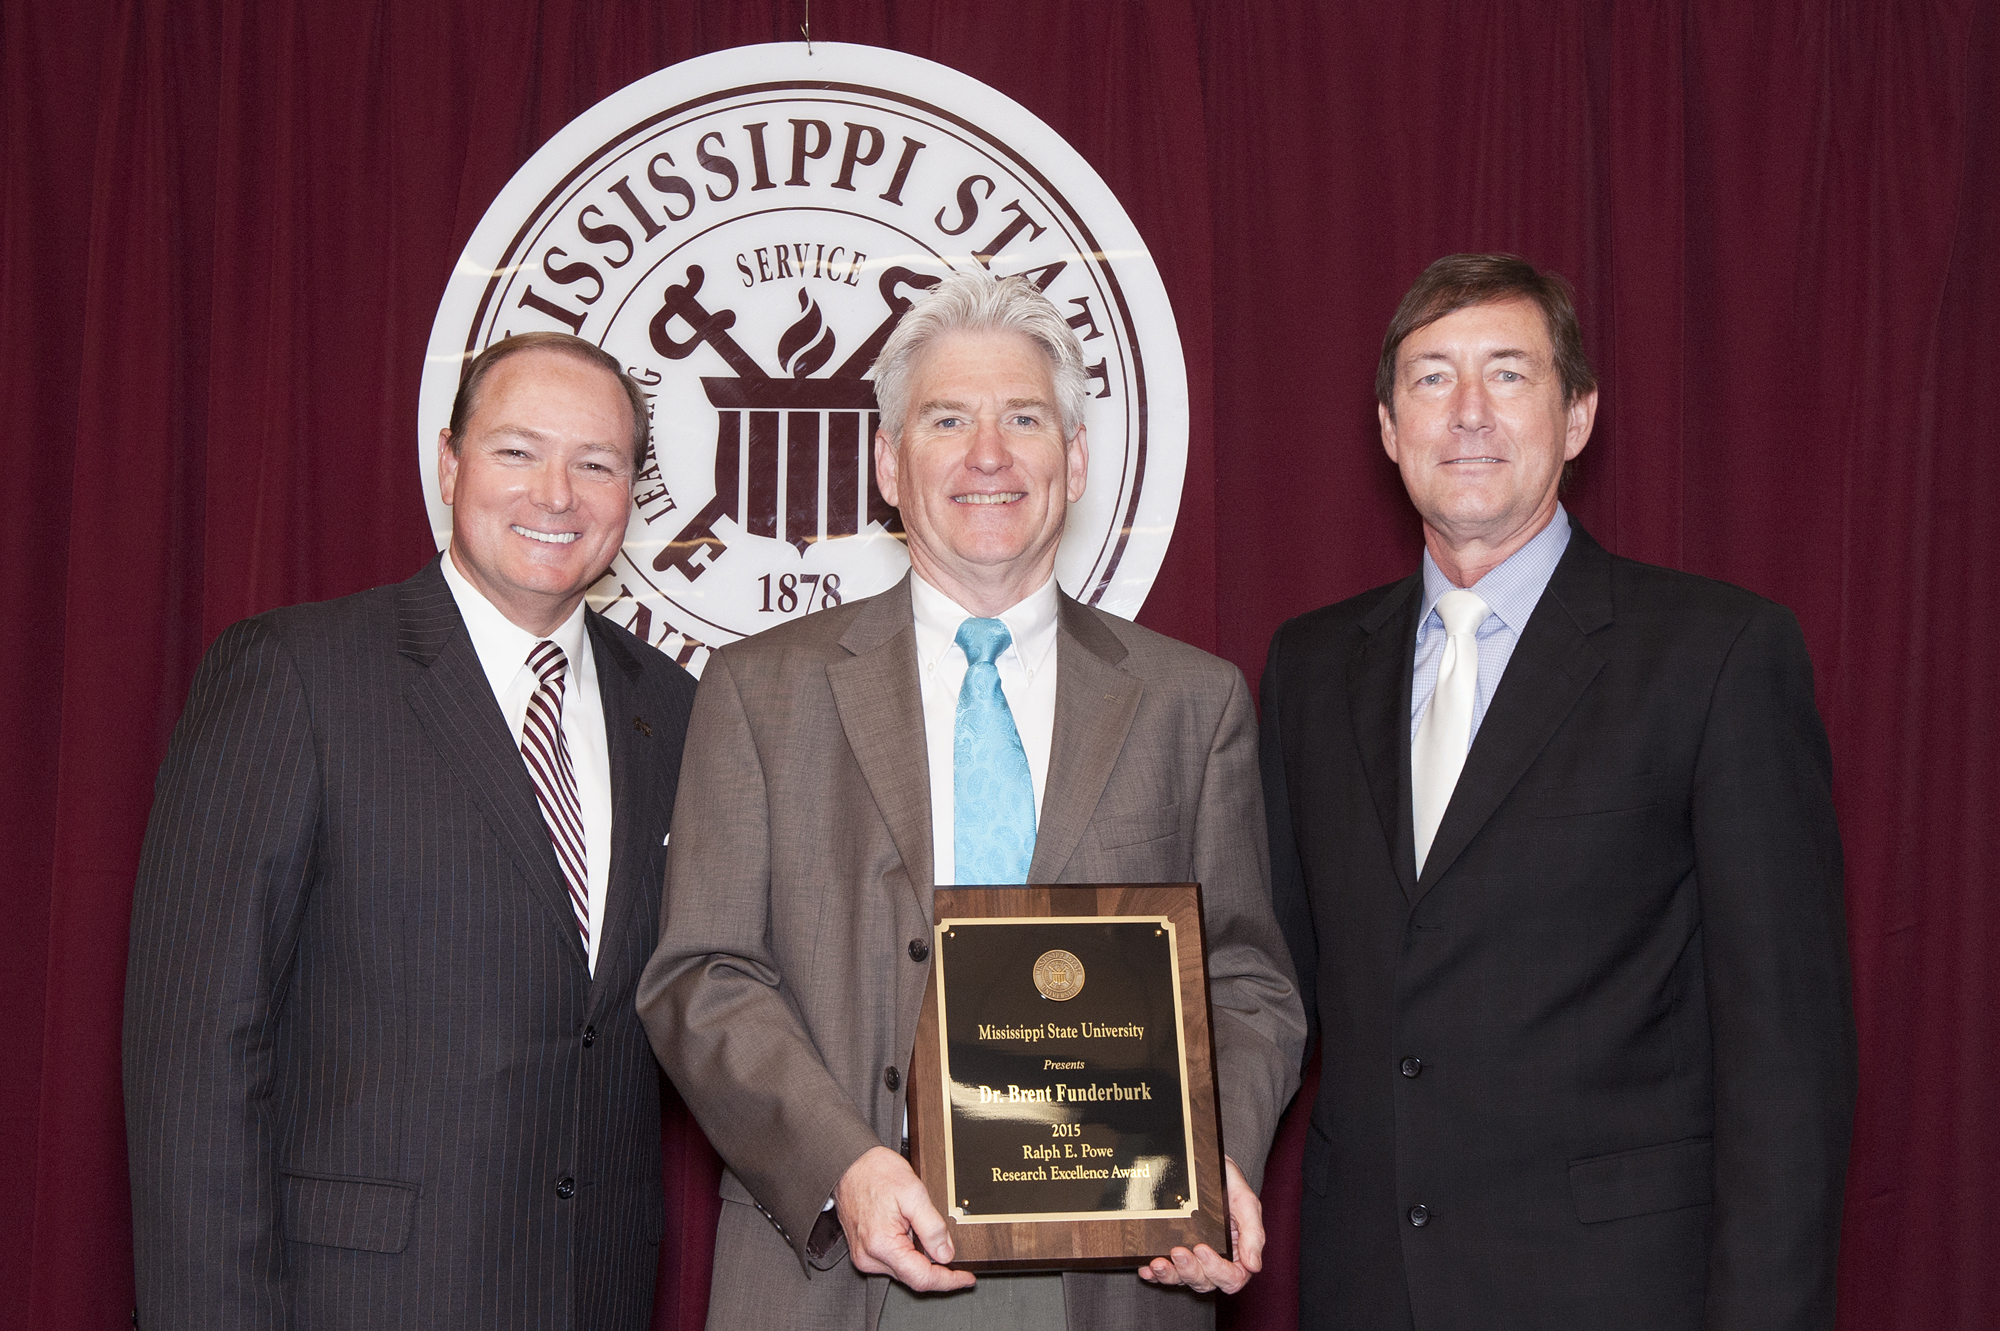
[{"x1": 934, "y1": 918, "x2": 1196, "y2": 1223}]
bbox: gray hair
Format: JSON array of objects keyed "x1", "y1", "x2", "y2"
[{"x1": 869, "y1": 269, "x2": 1089, "y2": 442}]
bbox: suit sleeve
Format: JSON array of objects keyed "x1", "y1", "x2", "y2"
[
  {"x1": 635, "y1": 650, "x2": 882, "y2": 1265},
  {"x1": 1259, "y1": 624, "x2": 1320, "y2": 1063},
  {"x1": 123, "y1": 617, "x2": 320, "y2": 1329},
  {"x1": 1694, "y1": 603, "x2": 1857, "y2": 1330},
  {"x1": 1195, "y1": 666, "x2": 1308, "y2": 1191}
]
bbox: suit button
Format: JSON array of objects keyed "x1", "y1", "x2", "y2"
[
  {"x1": 884, "y1": 1065, "x2": 901, "y2": 1092},
  {"x1": 1408, "y1": 1204, "x2": 1430, "y2": 1227},
  {"x1": 909, "y1": 938, "x2": 930, "y2": 963},
  {"x1": 582, "y1": 1025, "x2": 598, "y2": 1048},
  {"x1": 1400, "y1": 1056, "x2": 1422, "y2": 1078},
  {"x1": 556, "y1": 1176, "x2": 576, "y2": 1200}
]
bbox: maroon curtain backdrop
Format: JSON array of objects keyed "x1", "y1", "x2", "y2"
[{"x1": 2, "y1": 1, "x2": 1993, "y2": 1327}]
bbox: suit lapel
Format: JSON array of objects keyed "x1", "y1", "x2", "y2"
[
  {"x1": 826, "y1": 577, "x2": 935, "y2": 903},
  {"x1": 398, "y1": 560, "x2": 587, "y2": 968},
  {"x1": 1413, "y1": 523, "x2": 1614, "y2": 901},
  {"x1": 1029, "y1": 597, "x2": 1141, "y2": 883},
  {"x1": 1348, "y1": 577, "x2": 1424, "y2": 904},
  {"x1": 590, "y1": 614, "x2": 655, "y2": 999}
]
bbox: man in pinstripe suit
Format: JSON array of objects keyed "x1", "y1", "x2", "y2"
[{"x1": 124, "y1": 333, "x2": 697, "y2": 1330}]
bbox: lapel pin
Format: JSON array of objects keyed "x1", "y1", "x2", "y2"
[{"x1": 633, "y1": 715, "x2": 653, "y2": 737}]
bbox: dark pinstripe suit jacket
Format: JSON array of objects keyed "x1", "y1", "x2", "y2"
[{"x1": 124, "y1": 556, "x2": 696, "y2": 1331}]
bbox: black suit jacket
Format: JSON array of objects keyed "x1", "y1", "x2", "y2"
[
  {"x1": 1261, "y1": 520, "x2": 1855, "y2": 1331},
  {"x1": 124, "y1": 557, "x2": 696, "y2": 1330}
]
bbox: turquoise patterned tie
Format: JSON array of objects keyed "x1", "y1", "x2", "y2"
[{"x1": 953, "y1": 617, "x2": 1037, "y2": 884}]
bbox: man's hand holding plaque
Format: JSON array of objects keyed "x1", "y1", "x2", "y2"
[
  {"x1": 1137, "y1": 1155, "x2": 1263, "y2": 1295},
  {"x1": 834, "y1": 1146, "x2": 975, "y2": 1292}
]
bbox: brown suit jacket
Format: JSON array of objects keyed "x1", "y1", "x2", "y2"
[{"x1": 637, "y1": 575, "x2": 1304, "y2": 1331}]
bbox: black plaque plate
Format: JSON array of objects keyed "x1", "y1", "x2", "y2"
[
  {"x1": 939, "y1": 919, "x2": 1193, "y2": 1220},
  {"x1": 909, "y1": 884, "x2": 1228, "y2": 1270}
]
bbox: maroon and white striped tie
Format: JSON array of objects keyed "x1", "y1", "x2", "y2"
[{"x1": 522, "y1": 640, "x2": 589, "y2": 951}]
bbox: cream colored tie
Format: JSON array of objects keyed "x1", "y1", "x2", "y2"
[{"x1": 1412, "y1": 589, "x2": 1490, "y2": 876}]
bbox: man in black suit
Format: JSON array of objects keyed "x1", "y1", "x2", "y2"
[
  {"x1": 124, "y1": 332, "x2": 696, "y2": 1329},
  {"x1": 1261, "y1": 254, "x2": 1856, "y2": 1330}
]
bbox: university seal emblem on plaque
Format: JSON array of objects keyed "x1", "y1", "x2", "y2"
[
  {"x1": 420, "y1": 42, "x2": 1189, "y2": 675},
  {"x1": 1033, "y1": 948, "x2": 1086, "y2": 1002}
]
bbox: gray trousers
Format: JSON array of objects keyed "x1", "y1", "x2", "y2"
[{"x1": 876, "y1": 1272, "x2": 1066, "y2": 1331}]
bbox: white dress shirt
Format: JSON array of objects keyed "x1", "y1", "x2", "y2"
[
  {"x1": 442, "y1": 552, "x2": 613, "y2": 974},
  {"x1": 910, "y1": 572, "x2": 1060, "y2": 887}
]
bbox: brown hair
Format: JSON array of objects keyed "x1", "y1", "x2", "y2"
[
  {"x1": 446, "y1": 332, "x2": 650, "y2": 468},
  {"x1": 1375, "y1": 253, "x2": 1596, "y2": 416}
]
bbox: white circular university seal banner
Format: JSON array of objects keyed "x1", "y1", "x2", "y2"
[{"x1": 421, "y1": 42, "x2": 1188, "y2": 675}]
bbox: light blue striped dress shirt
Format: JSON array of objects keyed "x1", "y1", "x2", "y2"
[{"x1": 1410, "y1": 506, "x2": 1572, "y2": 748}]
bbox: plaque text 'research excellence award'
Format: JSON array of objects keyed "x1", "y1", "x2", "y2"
[{"x1": 908, "y1": 884, "x2": 1229, "y2": 1270}]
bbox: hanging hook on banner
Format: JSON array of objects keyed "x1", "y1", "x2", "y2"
[{"x1": 801, "y1": 0, "x2": 812, "y2": 56}]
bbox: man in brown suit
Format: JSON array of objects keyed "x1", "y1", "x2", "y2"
[{"x1": 636, "y1": 270, "x2": 1305, "y2": 1331}]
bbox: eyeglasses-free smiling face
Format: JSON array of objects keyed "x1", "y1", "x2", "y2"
[
  {"x1": 438, "y1": 348, "x2": 637, "y2": 636},
  {"x1": 1380, "y1": 297, "x2": 1595, "y2": 570},
  {"x1": 875, "y1": 328, "x2": 1087, "y2": 615}
]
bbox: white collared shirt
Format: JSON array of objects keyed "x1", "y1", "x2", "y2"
[
  {"x1": 441, "y1": 552, "x2": 613, "y2": 974},
  {"x1": 910, "y1": 572, "x2": 1060, "y2": 887}
]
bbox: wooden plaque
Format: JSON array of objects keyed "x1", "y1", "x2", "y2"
[{"x1": 908, "y1": 883, "x2": 1228, "y2": 1271}]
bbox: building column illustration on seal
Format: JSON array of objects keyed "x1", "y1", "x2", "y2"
[{"x1": 648, "y1": 261, "x2": 940, "y2": 581}]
